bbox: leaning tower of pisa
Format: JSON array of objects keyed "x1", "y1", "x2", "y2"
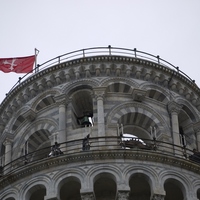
[{"x1": 0, "y1": 47, "x2": 200, "y2": 200}]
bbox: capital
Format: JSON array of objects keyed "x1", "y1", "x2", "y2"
[
  {"x1": 193, "y1": 121, "x2": 200, "y2": 133},
  {"x1": 3, "y1": 138, "x2": 13, "y2": 146},
  {"x1": 168, "y1": 101, "x2": 182, "y2": 114},
  {"x1": 93, "y1": 87, "x2": 106, "y2": 100},
  {"x1": 54, "y1": 94, "x2": 69, "y2": 105}
]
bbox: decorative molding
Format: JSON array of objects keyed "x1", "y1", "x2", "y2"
[
  {"x1": 151, "y1": 194, "x2": 165, "y2": 200},
  {"x1": 117, "y1": 191, "x2": 129, "y2": 200},
  {"x1": 1, "y1": 150, "x2": 200, "y2": 189},
  {"x1": 81, "y1": 192, "x2": 95, "y2": 200}
]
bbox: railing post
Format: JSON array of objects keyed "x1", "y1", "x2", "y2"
[
  {"x1": 134, "y1": 48, "x2": 137, "y2": 57},
  {"x1": 157, "y1": 55, "x2": 160, "y2": 64},
  {"x1": 108, "y1": 45, "x2": 111, "y2": 55},
  {"x1": 83, "y1": 49, "x2": 85, "y2": 57}
]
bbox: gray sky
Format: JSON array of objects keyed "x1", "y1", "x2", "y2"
[{"x1": 0, "y1": 0, "x2": 200, "y2": 104}]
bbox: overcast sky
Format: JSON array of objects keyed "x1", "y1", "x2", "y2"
[{"x1": 0, "y1": 0, "x2": 200, "y2": 104}]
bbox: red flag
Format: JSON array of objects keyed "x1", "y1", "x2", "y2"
[{"x1": 0, "y1": 55, "x2": 35, "y2": 73}]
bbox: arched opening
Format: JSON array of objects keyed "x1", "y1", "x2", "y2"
[
  {"x1": 106, "y1": 82, "x2": 132, "y2": 93},
  {"x1": 36, "y1": 95, "x2": 55, "y2": 111},
  {"x1": 129, "y1": 173, "x2": 151, "y2": 200},
  {"x1": 59, "y1": 177, "x2": 81, "y2": 200},
  {"x1": 71, "y1": 89, "x2": 93, "y2": 129},
  {"x1": 178, "y1": 105, "x2": 197, "y2": 149},
  {"x1": 118, "y1": 112, "x2": 158, "y2": 150},
  {"x1": 164, "y1": 178, "x2": 184, "y2": 200},
  {"x1": 147, "y1": 89, "x2": 168, "y2": 103},
  {"x1": 197, "y1": 188, "x2": 200, "y2": 200},
  {"x1": 26, "y1": 184, "x2": 46, "y2": 200},
  {"x1": 94, "y1": 173, "x2": 117, "y2": 200},
  {"x1": 23, "y1": 130, "x2": 51, "y2": 163}
]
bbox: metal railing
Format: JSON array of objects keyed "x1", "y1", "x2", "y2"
[
  {"x1": 0, "y1": 136, "x2": 198, "y2": 178},
  {"x1": 7, "y1": 46, "x2": 196, "y2": 95}
]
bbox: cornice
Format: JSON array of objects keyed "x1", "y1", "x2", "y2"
[
  {"x1": 0, "y1": 55, "x2": 200, "y2": 129},
  {"x1": 0, "y1": 149, "x2": 199, "y2": 189}
]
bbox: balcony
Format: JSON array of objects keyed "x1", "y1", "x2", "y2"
[{"x1": 0, "y1": 135, "x2": 200, "y2": 187}]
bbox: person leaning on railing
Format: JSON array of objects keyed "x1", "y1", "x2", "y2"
[
  {"x1": 189, "y1": 149, "x2": 200, "y2": 163},
  {"x1": 48, "y1": 142, "x2": 63, "y2": 157}
]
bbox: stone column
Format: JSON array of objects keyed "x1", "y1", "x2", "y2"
[
  {"x1": 193, "y1": 122, "x2": 200, "y2": 151},
  {"x1": 54, "y1": 94, "x2": 68, "y2": 144},
  {"x1": 196, "y1": 130, "x2": 200, "y2": 151},
  {"x1": 94, "y1": 87, "x2": 106, "y2": 139},
  {"x1": 3, "y1": 138, "x2": 12, "y2": 173},
  {"x1": 168, "y1": 101, "x2": 182, "y2": 155},
  {"x1": 4, "y1": 138, "x2": 12, "y2": 165},
  {"x1": 117, "y1": 191, "x2": 129, "y2": 200},
  {"x1": 81, "y1": 192, "x2": 95, "y2": 200}
]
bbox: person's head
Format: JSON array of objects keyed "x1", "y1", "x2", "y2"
[{"x1": 193, "y1": 148, "x2": 197, "y2": 152}]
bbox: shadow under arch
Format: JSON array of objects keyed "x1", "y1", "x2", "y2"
[
  {"x1": 160, "y1": 170, "x2": 191, "y2": 199},
  {"x1": 164, "y1": 178, "x2": 184, "y2": 200},
  {"x1": 93, "y1": 172, "x2": 117, "y2": 200},
  {"x1": 58, "y1": 176, "x2": 82, "y2": 200},
  {"x1": 25, "y1": 184, "x2": 46, "y2": 200},
  {"x1": 20, "y1": 175, "x2": 50, "y2": 200},
  {"x1": 129, "y1": 172, "x2": 151, "y2": 200}
]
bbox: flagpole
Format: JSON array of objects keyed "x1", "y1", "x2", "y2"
[{"x1": 34, "y1": 48, "x2": 39, "y2": 73}]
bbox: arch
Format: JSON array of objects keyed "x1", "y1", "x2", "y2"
[
  {"x1": 101, "y1": 77, "x2": 139, "y2": 89},
  {"x1": 107, "y1": 102, "x2": 170, "y2": 138},
  {"x1": 59, "y1": 176, "x2": 82, "y2": 200},
  {"x1": 160, "y1": 170, "x2": 191, "y2": 199},
  {"x1": 123, "y1": 164, "x2": 158, "y2": 194},
  {"x1": 26, "y1": 184, "x2": 46, "y2": 200},
  {"x1": 68, "y1": 86, "x2": 94, "y2": 129},
  {"x1": 140, "y1": 82, "x2": 171, "y2": 103},
  {"x1": 192, "y1": 179, "x2": 200, "y2": 200},
  {"x1": 87, "y1": 164, "x2": 122, "y2": 192},
  {"x1": 164, "y1": 178, "x2": 184, "y2": 200},
  {"x1": 20, "y1": 176, "x2": 50, "y2": 200},
  {"x1": 12, "y1": 118, "x2": 57, "y2": 158},
  {"x1": 31, "y1": 89, "x2": 61, "y2": 111},
  {"x1": 176, "y1": 98, "x2": 199, "y2": 148},
  {"x1": 129, "y1": 173, "x2": 151, "y2": 200},
  {"x1": 62, "y1": 79, "x2": 99, "y2": 95},
  {"x1": 176, "y1": 98, "x2": 199, "y2": 122},
  {"x1": 53, "y1": 168, "x2": 85, "y2": 193},
  {"x1": 0, "y1": 188, "x2": 18, "y2": 200},
  {"x1": 93, "y1": 172, "x2": 117, "y2": 200}
]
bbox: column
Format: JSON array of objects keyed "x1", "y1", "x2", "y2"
[
  {"x1": 196, "y1": 130, "x2": 200, "y2": 151},
  {"x1": 54, "y1": 94, "x2": 68, "y2": 144},
  {"x1": 193, "y1": 122, "x2": 200, "y2": 151},
  {"x1": 81, "y1": 192, "x2": 95, "y2": 200},
  {"x1": 117, "y1": 191, "x2": 129, "y2": 200},
  {"x1": 168, "y1": 101, "x2": 182, "y2": 155},
  {"x1": 94, "y1": 87, "x2": 106, "y2": 138},
  {"x1": 3, "y1": 138, "x2": 12, "y2": 173}
]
